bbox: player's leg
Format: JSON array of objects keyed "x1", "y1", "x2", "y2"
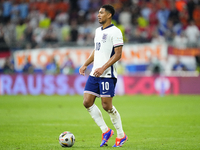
[
  {"x1": 101, "y1": 97, "x2": 124, "y2": 137},
  {"x1": 97, "y1": 97, "x2": 114, "y2": 147},
  {"x1": 83, "y1": 93, "x2": 110, "y2": 147},
  {"x1": 101, "y1": 97, "x2": 128, "y2": 147},
  {"x1": 107, "y1": 103, "x2": 128, "y2": 147},
  {"x1": 83, "y1": 76, "x2": 109, "y2": 146},
  {"x1": 100, "y1": 78, "x2": 124, "y2": 137},
  {"x1": 100, "y1": 77, "x2": 127, "y2": 147},
  {"x1": 83, "y1": 92, "x2": 96, "y2": 108},
  {"x1": 83, "y1": 93, "x2": 109, "y2": 133}
]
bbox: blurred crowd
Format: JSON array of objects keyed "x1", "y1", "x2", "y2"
[
  {"x1": 1, "y1": 0, "x2": 200, "y2": 74},
  {"x1": 0, "y1": 0, "x2": 200, "y2": 50},
  {"x1": 2, "y1": 53, "x2": 76, "y2": 74}
]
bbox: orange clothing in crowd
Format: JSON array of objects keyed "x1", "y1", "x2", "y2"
[
  {"x1": 193, "y1": 5, "x2": 200, "y2": 28},
  {"x1": 29, "y1": 1, "x2": 70, "y2": 19},
  {"x1": 37, "y1": 1, "x2": 48, "y2": 14},
  {"x1": 138, "y1": 0, "x2": 170, "y2": 10},
  {"x1": 57, "y1": 1, "x2": 70, "y2": 13},
  {"x1": 46, "y1": 2, "x2": 57, "y2": 20},
  {"x1": 179, "y1": 7, "x2": 189, "y2": 29},
  {"x1": 175, "y1": 0, "x2": 186, "y2": 12}
]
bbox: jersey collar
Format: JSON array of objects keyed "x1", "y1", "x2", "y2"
[{"x1": 101, "y1": 24, "x2": 114, "y2": 30}]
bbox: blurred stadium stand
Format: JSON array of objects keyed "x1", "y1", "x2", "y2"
[{"x1": 0, "y1": 0, "x2": 200, "y2": 75}]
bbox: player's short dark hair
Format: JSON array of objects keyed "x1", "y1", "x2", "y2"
[{"x1": 101, "y1": 5, "x2": 115, "y2": 17}]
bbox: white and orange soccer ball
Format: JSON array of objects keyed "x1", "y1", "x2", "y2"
[{"x1": 59, "y1": 131, "x2": 75, "y2": 147}]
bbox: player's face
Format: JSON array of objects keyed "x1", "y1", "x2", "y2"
[{"x1": 98, "y1": 8, "x2": 110, "y2": 24}]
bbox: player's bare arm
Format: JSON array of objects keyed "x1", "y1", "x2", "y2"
[
  {"x1": 93, "y1": 46, "x2": 122, "y2": 77},
  {"x1": 79, "y1": 50, "x2": 95, "y2": 76}
]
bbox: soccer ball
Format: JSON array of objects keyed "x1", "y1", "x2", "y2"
[{"x1": 59, "y1": 131, "x2": 75, "y2": 147}]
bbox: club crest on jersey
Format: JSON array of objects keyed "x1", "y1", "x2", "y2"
[{"x1": 102, "y1": 34, "x2": 107, "y2": 43}]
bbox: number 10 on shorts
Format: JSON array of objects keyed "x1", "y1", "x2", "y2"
[{"x1": 101, "y1": 82, "x2": 109, "y2": 90}]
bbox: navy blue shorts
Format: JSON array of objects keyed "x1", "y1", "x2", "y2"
[{"x1": 84, "y1": 76, "x2": 117, "y2": 97}]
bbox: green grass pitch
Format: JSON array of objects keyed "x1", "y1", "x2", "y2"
[{"x1": 0, "y1": 95, "x2": 200, "y2": 150}]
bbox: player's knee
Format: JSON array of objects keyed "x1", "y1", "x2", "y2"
[
  {"x1": 83, "y1": 100, "x2": 89, "y2": 108},
  {"x1": 83, "y1": 98, "x2": 93, "y2": 108},
  {"x1": 102, "y1": 103, "x2": 111, "y2": 112},
  {"x1": 83, "y1": 93, "x2": 95, "y2": 108}
]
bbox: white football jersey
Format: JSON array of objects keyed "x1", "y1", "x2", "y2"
[{"x1": 90, "y1": 24, "x2": 123, "y2": 78}]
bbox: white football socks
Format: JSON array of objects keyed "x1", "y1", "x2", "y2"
[
  {"x1": 87, "y1": 104, "x2": 124, "y2": 138},
  {"x1": 87, "y1": 104, "x2": 108, "y2": 133},
  {"x1": 108, "y1": 106, "x2": 124, "y2": 138}
]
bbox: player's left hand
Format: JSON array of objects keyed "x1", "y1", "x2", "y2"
[{"x1": 93, "y1": 67, "x2": 104, "y2": 77}]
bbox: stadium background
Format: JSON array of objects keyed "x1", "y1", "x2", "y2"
[
  {"x1": 0, "y1": 0, "x2": 200, "y2": 95},
  {"x1": 0, "y1": 1, "x2": 200, "y2": 150}
]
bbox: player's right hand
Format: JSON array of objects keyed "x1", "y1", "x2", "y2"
[{"x1": 79, "y1": 65, "x2": 87, "y2": 76}]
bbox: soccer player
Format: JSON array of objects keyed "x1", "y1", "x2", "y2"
[{"x1": 79, "y1": 4, "x2": 128, "y2": 147}]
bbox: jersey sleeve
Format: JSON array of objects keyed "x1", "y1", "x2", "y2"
[{"x1": 112, "y1": 28, "x2": 123, "y2": 48}]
